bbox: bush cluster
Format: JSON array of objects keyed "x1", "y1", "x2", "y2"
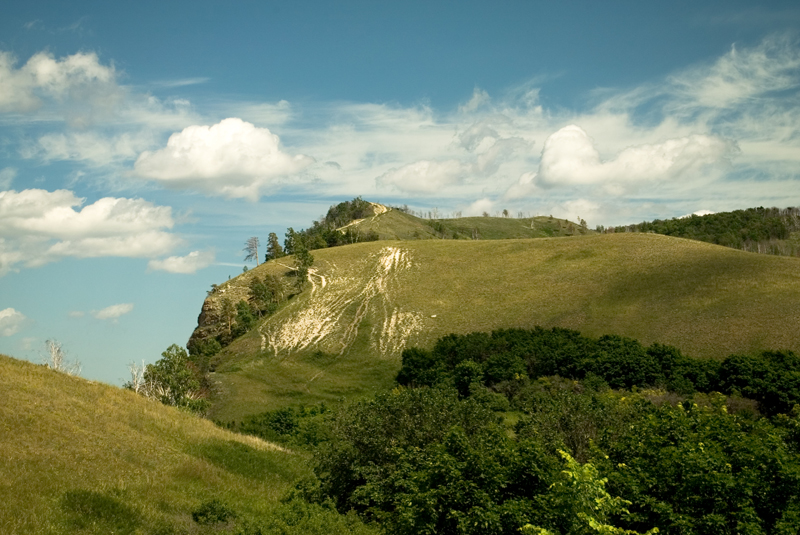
[{"x1": 397, "y1": 327, "x2": 800, "y2": 416}]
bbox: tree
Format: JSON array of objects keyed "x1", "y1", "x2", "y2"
[
  {"x1": 43, "y1": 339, "x2": 81, "y2": 376},
  {"x1": 243, "y1": 236, "x2": 260, "y2": 266},
  {"x1": 294, "y1": 244, "x2": 314, "y2": 289},
  {"x1": 521, "y1": 451, "x2": 659, "y2": 535},
  {"x1": 140, "y1": 344, "x2": 207, "y2": 412},
  {"x1": 265, "y1": 232, "x2": 285, "y2": 261},
  {"x1": 220, "y1": 297, "x2": 236, "y2": 336},
  {"x1": 125, "y1": 360, "x2": 147, "y2": 393},
  {"x1": 249, "y1": 274, "x2": 284, "y2": 316},
  {"x1": 284, "y1": 227, "x2": 298, "y2": 255}
]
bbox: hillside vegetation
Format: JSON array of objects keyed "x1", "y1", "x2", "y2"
[
  {"x1": 0, "y1": 355, "x2": 375, "y2": 534},
  {"x1": 330, "y1": 203, "x2": 593, "y2": 242},
  {"x1": 201, "y1": 233, "x2": 800, "y2": 422},
  {"x1": 611, "y1": 206, "x2": 800, "y2": 256}
]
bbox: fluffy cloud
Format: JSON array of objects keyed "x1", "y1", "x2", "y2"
[
  {"x1": 0, "y1": 50, "x2": 120, "y2": 126},
  {"x1": 0, "y1": 189, "x2": 181, "y2": 274},
  {"x1": 134, "y1": 118, "x2": 314, "y2": 199},
  {"x1": 531, "y1": 125, "x2": 736, "y2": 193},
  {"x1": 0, "y1": 308, "x2": 28, "y2": 336},
  {"x1": 148, "y1": 250, "x2": 215, "y2": 274},
  {"x1": 93, "y1": 303, "x2": 134, "y2": 320},
  {"x1": 464, "y1": 197, "x2": 495, "y2": 217}
]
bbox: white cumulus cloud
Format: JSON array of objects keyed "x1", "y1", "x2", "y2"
[
  {"x1": 532, "y1": 125, "x2": 736, "y2": 193},
  {"x1": 148, "y1": 250, "x2": 215, "y2": 274},
  {"x1": 0, "y1": 308, "x2": 28, "y2": 336},
  {"x1": 464, "y1": 197, "x2": 495, "y2": 216},
  {"x1": 0, "y1": 189, "x2": 181, "y2": 275},
  {"x1": 93, "y1": 303, "x2": 134, "y2": 320},
  {"x1": 134, "y1": 118, "x2": 314, "y2": 200}
]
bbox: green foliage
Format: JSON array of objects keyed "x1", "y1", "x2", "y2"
[
  {"x1": 314, "y1": 386, "x2": 502, "y2": 515},
  {"x1": 294, "y1": 245, "x2": 315, "y2": 289},
  {"x1": 600, "y1": 400, "x2": 800, "y2": 535},
  {"x1": 397, "y1": 327, "x2": 800, "y2": 418},
  {"x1": 618, "y1": 206, "x2": 800, "y2": 257},
  {"x1": 192, "y1": 498, "x2": 236, "y2": 525},
  {"x1": 266, "y1": 231, "x2": 285, "y2": 261},
  {"x1": 235, "y1": 404, "x2": 331, "y2": 447},
  {"x1": 242, "y1": 498, "x2": 379, "y2": 535},
  {"x1": 232, "y1": 299, "x2": 257, "y2": 338},
  {"x1": 282, "y1": 198, "x2": 380, "y2": 255},
  {"x1": 143, "y1": 344, "x2": 207, "y2": 411},
  {"x1": 187, "y1": 337, "x2": 221, "y2": 374},
  {"x1": 718, "y1": 350, "x2": 800, "y2": 416},
  {"x1": 522, "y1": 451, "x2": 658, "y2": 535},
  {"x1": 311, "y1": 377, "x2": 800, "y2": 535}
]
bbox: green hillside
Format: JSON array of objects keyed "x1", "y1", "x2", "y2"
[
  {"x1": 346, "y1": 205, "x2": 593, "y2": 241},
  {"x1": 0, "y1": 355, "x2": 311, "y2": 534},
  {"x1": 201, "y1": 233, "x2": 800, "y2": 422}
]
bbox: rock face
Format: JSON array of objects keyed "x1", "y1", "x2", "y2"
[
  {"x1": 187, "y1": 298, "x2": 222, "y2": 350},
  {"x1": 186, "y1": 264, "x2": 294, "y2": 352}
]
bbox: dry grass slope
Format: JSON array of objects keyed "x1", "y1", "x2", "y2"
[
  {"x1": 0, "y1": 355, "x2": 307, "y2": 534},
  {"x1": 207, "y1": 233, "x2": 800, "y2": 422},
  {"x1": 344, "y1": 206, "x2": 593, "y2": 240}
]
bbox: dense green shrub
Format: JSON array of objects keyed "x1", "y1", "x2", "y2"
[{"x1": 397, "y1": 327, "x2": 800, "y2": 417}]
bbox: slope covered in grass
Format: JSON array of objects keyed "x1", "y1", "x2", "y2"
[
  {"x1": 0, "y1": 355, "x2": 310, "y2": 534},
  {"x1": 339, "y1": 205, "x2": 592, "y2": 241},
  {"x1": 205, "y1": 233, "x2": 800, "y2": 422}
]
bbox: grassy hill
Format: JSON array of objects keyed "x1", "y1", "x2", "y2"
[
  {"x1": 337, "y1": 204, "x2": 593, "y2": 241},
  {"x1": 203, "y1": 233, "x2": 800, "y2": 423},
  {"x1": 0, "y1": 354, "x2": 311, "y2": 534}
]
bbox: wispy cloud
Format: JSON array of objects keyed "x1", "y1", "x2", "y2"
[
  {"x1": 0, "y1": 168, "x2": 16, "y2": 189},
  {"x1": 148, "y1": 250, "x2": 215, "y2": 274},
  {"x1": 92, "y1": 303, "x2": 134, "y2": 320},
  {"x1": 150, "y1": 77, "x2": 210, "y2": 88},
  {"x1": 0, "y1": 308, "x2": 29, "y2": 336}
]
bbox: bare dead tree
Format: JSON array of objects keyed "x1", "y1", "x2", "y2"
[
  {"x1": 43, "y1": 339, "x2": 81, "y2": 376},
  {"x1": 126, "y1": 360, "x2": 147, "y2": 393},
  {"x1": 243, "y1": 236, "x2": 260, "y2": 266}
]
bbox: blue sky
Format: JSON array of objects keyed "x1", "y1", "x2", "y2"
[{"x1": 1, "y1": 1, "x2": 799, "y2": 384}]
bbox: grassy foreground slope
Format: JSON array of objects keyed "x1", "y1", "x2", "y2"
[
  {"x1": 208, "y1": 233, "x2": 800, "y2": 421},
  {"x1": 0, "y1": 355, "x2": 307, "y2": 534}
]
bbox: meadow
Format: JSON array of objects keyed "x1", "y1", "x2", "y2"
[{"x1": 0, "y1": 355, "x2": 376, "y2": 534}]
